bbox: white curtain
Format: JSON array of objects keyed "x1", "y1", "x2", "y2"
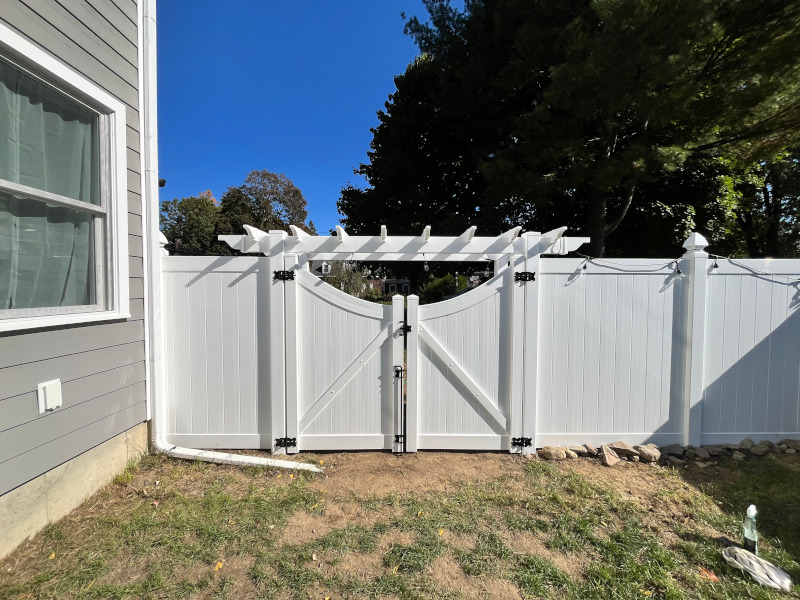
[{"x1": 0, "y1": 59, "x2": 99, "y2": 310}]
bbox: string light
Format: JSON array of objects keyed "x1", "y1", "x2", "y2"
[
  {"x1": 709, "y1": 254, "x2": 800, "y2": 284},
  {"x1": 423, "y1": 253, "x2": 429, "y2": 272}
]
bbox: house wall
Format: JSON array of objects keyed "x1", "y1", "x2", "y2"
[{"x1": 0, "y1": 1, "x2": 147, "y2": 499}]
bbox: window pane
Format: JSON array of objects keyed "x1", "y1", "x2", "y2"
[
  {"x1": 0, "y1": 58, "x2": 99, "y2": 204},
  {"x1": 0, "y1": 191, "x2": 96, "y2": 310}
]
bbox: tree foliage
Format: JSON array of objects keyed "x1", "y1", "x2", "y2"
[
  {"x1": 159, "y1": 191, "x2": 219, "y2": 253},
  {"x1": 339, "y1": 0, "x2": 800, "y2": 256},
  {"x1": 323, "y1": 262, "x2": 383, "y2": 300},
  {"x1": 160, "y1": 171, "x2": 316, "y2": 255}
]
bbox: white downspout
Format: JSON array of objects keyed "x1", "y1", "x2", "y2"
[{"x1": 139, "y1": 0, "x2": 319, "y2": 473}]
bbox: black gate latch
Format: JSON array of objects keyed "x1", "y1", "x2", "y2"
[
  {"x1": 511, "y1": 437, "x2": 532, "y2": 447},
  {"x1": 514, "y1": 272, "x2": 535, "y2": 282},
  {"x1": 273, "y1": 270, "x2": 295, "y2": 281},
  {"x1": 394, "y1": 366, "x2": 404, "y2": 378},
  {"x1": 274, "y1": 437, "x2": 297, "y2": 448}
]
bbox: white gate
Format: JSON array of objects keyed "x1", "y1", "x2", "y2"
[
  {"x1": 409, "y1": 268, "x2": 519, "y2": 450},
  {"x1": 284, "y1": 266, "x2": 400, "y2": 451}
]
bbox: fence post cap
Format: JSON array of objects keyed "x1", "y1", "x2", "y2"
[{"x1": 682, "y1": 232, "x2": 709, "y2": 252}]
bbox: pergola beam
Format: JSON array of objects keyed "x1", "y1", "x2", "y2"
[{"x1": 218, "y1": 225, "x2": 588, "y2": 260}]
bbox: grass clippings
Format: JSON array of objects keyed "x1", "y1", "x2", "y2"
[{"x1": 1, "y1": 451, "x2": 799, "y2": 599}]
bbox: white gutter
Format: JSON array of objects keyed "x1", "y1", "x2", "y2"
[{"x1": 139, "y1": 0, "x2": 320, "y2": 473}]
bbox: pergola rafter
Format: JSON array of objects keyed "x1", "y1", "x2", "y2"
[{"x1": 219, "y1": 225, "x2": 588, "y2": 262}]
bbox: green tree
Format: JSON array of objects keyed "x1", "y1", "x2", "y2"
[
  {"x1": 720, "y1": 149, "x2": 800, "y2": 256},
  {"x1": 324, "y1": 262, "x2": 382, "y2": 300},
  {"x1": 215, "y1": 170, "x2": 317, "y2": 245},
  {"x1": 159, "y1": 191, "x2": 219, "y2": 253},
  {"x1": 341, "y1": 0, "x2": 800, "y2": 256}
]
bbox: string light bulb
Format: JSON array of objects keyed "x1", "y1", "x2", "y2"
[{"x1": 423, "y1": 253, "x2": 429, "y2": 272}]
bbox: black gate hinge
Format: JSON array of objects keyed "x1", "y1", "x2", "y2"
[
  {"x1": 273, "y1": 270, "x2": 295, "y2": 281},
  {"x1": 511, "y1": 437, "x2": 532, "y2": 447},
  {"x1": 394, "y1": 434, "x2": 404, "y2": 443},
  {"x1": 514, "y1": 272, "x2": 535, "y2": 282},
  {"x1": 394, "y1": 366, "x2": 404, "y2": 378},
  {"x1": 274, "y1": 437, "x2": 297, "y2": 448}
]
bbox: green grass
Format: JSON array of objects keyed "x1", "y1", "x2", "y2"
[{"x1": 1, "y1": 453, "x2": 799, "y2": 599}]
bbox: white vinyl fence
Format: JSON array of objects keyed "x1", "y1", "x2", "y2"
[{"x1": 161, "y1": 230, "x2": 800, "y2": 453}]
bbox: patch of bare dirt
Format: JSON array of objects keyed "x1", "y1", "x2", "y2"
[
  {"x1": 500, "y1": 531, "x2": 589, "y2": 580},
  {"x1": 280, "y1": 502, "x2": 399, "y2": 545},
  {"x1": 313, "y1": 451, "x2": 527, "y2": 497},
  {"x1": 318, "y1": 550, "x2": 386, "y2": 580},
  {"x1": 428, "y1": 556, "x2": 523, "y2": 599},
  {"x1": 441, "y1": 531, "x2": 478, "y2": 551}
]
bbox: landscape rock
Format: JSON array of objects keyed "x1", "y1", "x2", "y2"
[
  {"x1": 631, "y1": 455, "x2": 640, "y2": 462},
  {"x1": 702, "y1": 445, "x2": 731, "y2": 458},
  {"x1": 765, "y1": 452, "x2": 776, "y2": 460},
  {"x1": 570, "y1": 446, "x2": 590, "y2": 457},
  {"x1": 748, "y1": 444, "x2": 771, "y2": 457},
  {"x1": 778, "y1": 444, "x2": 788, "y2": 451},
  {"x1": 600, "y1": 445, "x2": 621, "y2": 467},
  {"x1": 692, "y1": 447, "x2": 710, "y2": 461},
  {"x1": 740, "y1": 438, "x2": 755, "y2": 449},
  {"x1": 694, "y1": 461, "x2": 713, "y2": 469},
  {"x1": 538, "y1": 446, "x2": 566, "y2": 461},
  {"x1": 719, "y1": 443, "x2": 743, "y2": 452},
  {"x1": 583, "y1": 444, "x2": 599, "y2": 456},
  {"x1": 759, "y1": 440, "x2": 775, "y2": 448},
  {"x1": 565, "y1": 449, "x2": 579, "y2": 459},
  {"x1": 665, "y1": 455, "x2": 687, "y2": 467},
  {"x1": 786, "y1": 448, "x2": 796, "y2": 454},
  {"x1": 732, "y1": 451, "x2": 746, "y2": 462},
  {"x1": 608, "y1": 441, "x2": 639, "y2": 457},
  {"x1": 661, "y1": 444, "x2": 685, "y2": 457},
  {"x1": 634, "y1": 445, "x2": 661, "y2": 462},
  {"x1": 778, "y1": 439, "x2": 800, "y2": 451}
]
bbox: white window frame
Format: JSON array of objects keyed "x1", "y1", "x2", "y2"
[{"x1": 0, "y1": 22, "x2": 129, "y2": 333}]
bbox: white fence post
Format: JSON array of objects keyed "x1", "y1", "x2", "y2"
[
  {"x1": 406, "y1": 295, "x2": 420, "y2": 452},
  {"x1": 391, "y1": 295, "x2": 405, "y2": 453},
  {"x1": 681, "y1": 232, "x2": 709, "y2": 447},
  {"x1": 268, "y1": 230, "x2": 287, "y2": 454},
  {"x1": 283, "y1": 252, "x2": 300, "y2": 453},
  {"x1": 523, "y1": 232, "x2": 541, "y2": 453}
]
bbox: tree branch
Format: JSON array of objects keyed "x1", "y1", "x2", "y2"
[{"x1": 604, "y1": 181, "x2": 637, "y2": 236}]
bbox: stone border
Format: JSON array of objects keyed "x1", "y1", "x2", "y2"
[{"x1": 535, "y1": 438, "x2": 800, "y2": 468}]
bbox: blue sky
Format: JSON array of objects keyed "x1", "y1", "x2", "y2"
[{"x1": 157, "y1": 1, "x2": 428, "y2": 233}]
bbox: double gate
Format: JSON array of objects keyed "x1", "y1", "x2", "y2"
[
  {"x1": 280, "y1": 262, "x2": 527, "y2": 453},
  {"x1": 162, "y1": 228, "x2": 555, "y2": 454},
  {"x1": 162, "y1": 227, "x2": 574, "y2": 454}
]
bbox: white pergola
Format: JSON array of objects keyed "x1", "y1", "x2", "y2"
[{"x1": 219, "y1": 224, "x2": 588, "y2": 265}]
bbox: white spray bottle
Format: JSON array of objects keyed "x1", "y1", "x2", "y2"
[{"x1": 742, "y1": 504, "x2": 758, "y2": 555}]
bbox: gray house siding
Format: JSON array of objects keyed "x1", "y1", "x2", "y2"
[{"x1": 0, "y1": 0, "x2": 148, "y2": 496}]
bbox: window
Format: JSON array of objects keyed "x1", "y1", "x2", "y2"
[{"x1": 0, "y1": 23, "x2": 128, "y2": 332}]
